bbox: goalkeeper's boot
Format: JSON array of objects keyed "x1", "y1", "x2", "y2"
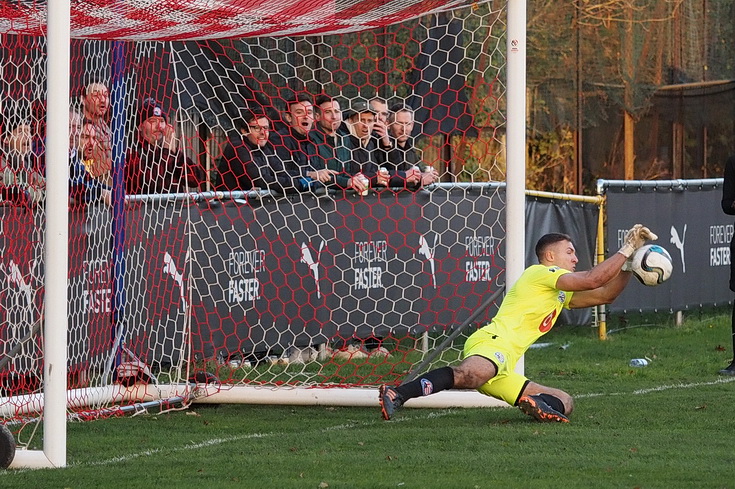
[
  {"x1": 719, "y1": 361, "x2": 735, "y2": 376},
  {"x1": 518, "y1": 395, "x2": 569, "y2": 423},
  {"x1": 379, "y1": 385, "x2": 404, "y2": 420}
]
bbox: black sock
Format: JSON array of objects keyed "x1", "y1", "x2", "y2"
[
  {"x1": 537, "y1": 394, "x2": 565, "y2": 414},
  {"x1": 396, "y1": 366, "x2": 454, "y2": 401}
]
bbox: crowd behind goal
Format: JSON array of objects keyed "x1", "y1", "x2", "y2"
[{"x1": 1, "y1": 80, "x2": 448, "y2": 207}]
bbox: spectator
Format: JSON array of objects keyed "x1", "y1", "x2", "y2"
[
  {"x1": 271, "y1": 93, "x2": 337, "y2": 192},
  {"x1": 369, "y1": 97, "x2": 393, "y2": 151},
  {"x1": 310, "y1": 95, "x2": 365, "y2": 194},
  {"x1": 0, "y1": 117, "x2": 44, "y2": 205},
  {"x1": 386, "y1": 105, "x2": 438, "y2": 188},
  {"x1": 344, "y1": 99, "x2": 390, "y2": 190},
  {"x1": 125, "y1": 98, "x2": 206, "y2": 195},
  {"x1": 216, "y1": 109, "x2": 295, "y2": 194},
  {"x1": 68, "y1": 110, "x2": 111, "y2": 206},
  {"x1": 81, "y1": 81, "x2": 113, "y2": 185}
]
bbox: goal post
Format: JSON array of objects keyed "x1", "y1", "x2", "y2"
[
  {"x1": 0, "y1": 0, "x2": 526, "y2": 469},
  {"x1": 9, "y1": 0, "x2": 71, "y2": 469}
]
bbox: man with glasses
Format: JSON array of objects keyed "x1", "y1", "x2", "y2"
[{"x1": 216, "y1": 109, "x2": 295, "y2": 194}]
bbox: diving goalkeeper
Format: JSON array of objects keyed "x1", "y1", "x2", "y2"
[{"x1": 379, "y1": 224, "x2": 657, "y2": 423}]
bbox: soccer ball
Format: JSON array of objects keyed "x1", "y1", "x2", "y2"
[{"x1": 629, "y1": 244, "x2": 673, "y2": 286}]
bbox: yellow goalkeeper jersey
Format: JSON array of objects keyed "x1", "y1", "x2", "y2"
[{"x1": 481, "y1": 264, "x2": 574, "y2": 353}]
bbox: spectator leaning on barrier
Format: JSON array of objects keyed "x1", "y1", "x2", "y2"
[
  {"x1": 720, "y1": 153, "x2": 735, "y2": 376},
  {"x1": 68, "y1": 110, "x2": 111, "y2": 206},
  {"x1": 271, "y1": 93, "x2": 337, "y2": 192},
  {"x1": 310, "y1": 94, "x2": 366, "y2": 194},
  {"x1": 125, "y1": 98, "x2": 205, "y2": 195},
  {"x1": 344, "y1": 99, "x2": 389, "y2": 190},
  {"x1": 215, "y1": 109, "x2": 295, "y2": 194},
  {"x1": 81, "y1": 81, "x2": 113, "y2": 186},
  {"x1": 386, "y1": 105, "x2": 438, "y2": 189}
]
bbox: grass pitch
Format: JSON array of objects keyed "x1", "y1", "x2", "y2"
[{"x1": 3, "y1": 311, "x2": 735, "y2": 488}]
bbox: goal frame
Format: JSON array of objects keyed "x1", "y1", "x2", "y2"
[{"x1": 8, "y1": 0, "x2": 528, "y2": 469}]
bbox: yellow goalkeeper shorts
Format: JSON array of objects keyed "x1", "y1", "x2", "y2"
[{"x1": 463, "y1": 327, "x2": 528, "y2": 406}]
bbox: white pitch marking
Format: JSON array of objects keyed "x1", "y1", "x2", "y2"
[{"x1": 574, "y1": 376, "x2": 735, "y2": 399}]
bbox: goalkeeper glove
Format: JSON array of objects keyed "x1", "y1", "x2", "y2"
[{"x1": 618, "y1": 224, "x2": 658, "y2": 258}]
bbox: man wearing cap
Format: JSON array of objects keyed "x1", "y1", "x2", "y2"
[
  {"x1": 125, "y1": 98, "x2": 205, "y2": 194},
  {"x1": 270, "y1": 93, "x2": 337, "y2": 193},
  {"x1": 344, "y1": 98, "x2": 390, "y2": 190}
]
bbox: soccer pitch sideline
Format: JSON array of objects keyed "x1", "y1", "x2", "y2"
[{"x1": 3, "y1": 311, "x2": 735, "y2": 489}]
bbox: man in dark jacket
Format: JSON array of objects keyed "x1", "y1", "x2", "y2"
[
  {"x1": 216, "y1": 109, "x2": 295, "y2": 194},
  {"x1": 310, "y1": 94, "x2": 366, "y2": 194},
  {"x1": 125, "y1": 98, "x2": 205, "y2": 195},
  {"x1": 271, "y1": 93, "x2": 336, "y2": 192},
  {"x1": 344, "y1": 99, "x2": 389, "y2": 190},
  {"x1": 385, "y1": 105, "x2": 438, "y2": 189}
]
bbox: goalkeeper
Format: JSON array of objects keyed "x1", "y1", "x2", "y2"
[{"x1": 379, "y1": 224, "x2": 657, "y2": 423}]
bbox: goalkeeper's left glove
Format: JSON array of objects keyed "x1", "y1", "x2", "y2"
[{"x1": 618, "y1": 224, "x2": 658, "y2": 258}]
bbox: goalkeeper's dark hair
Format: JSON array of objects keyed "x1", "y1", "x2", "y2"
[{"x1": 535, "y1": 233, "x2": 573, "y2": 261}]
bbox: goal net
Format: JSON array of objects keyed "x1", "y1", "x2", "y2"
[{"x1": 0, "y1": 0, "x2": 510, "y2": 464}]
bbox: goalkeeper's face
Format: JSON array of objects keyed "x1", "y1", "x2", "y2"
[{"x1": 543, "y1": 239, "x2": 579, "y2": 272}]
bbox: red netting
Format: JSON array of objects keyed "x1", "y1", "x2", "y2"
[{"x1": 1, "y1": 0, "x2": 479, "y2": 40}]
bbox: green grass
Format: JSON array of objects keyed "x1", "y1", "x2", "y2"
[{"x1": 4, "y1": 311, "x2": 735, "y2": 488}]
